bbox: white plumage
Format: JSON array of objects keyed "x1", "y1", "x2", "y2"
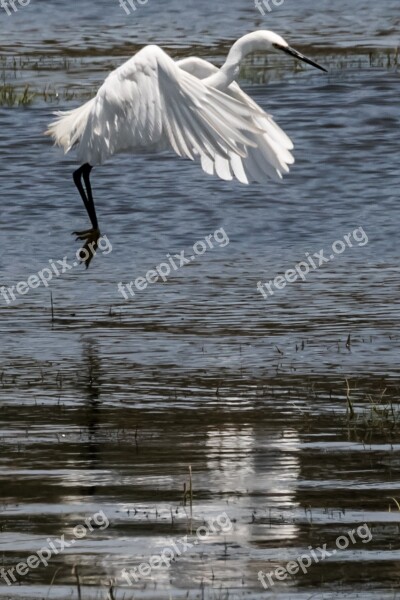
[
  {"x1": 47, "y1": 30, "x2": 327, "y2": 185},
  {"x1": 176, "y1": 55, "x2": 295, "y2": 183},
  {"x1": 47, "y1": 44, "x2": 263, "y2": 173},
  {"x1": 45, "y1": 31, "x2": 326, "y2": 267}
]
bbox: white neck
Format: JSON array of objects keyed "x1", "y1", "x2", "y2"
[{"x1": 203, "y1": 31, "x2": 274, "y2": 91}]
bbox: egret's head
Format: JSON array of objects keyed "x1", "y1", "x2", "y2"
[
  {"x1": 261, "y1": 30, "x2": 327, "y2": 72},
  {"x1": 228, "y1": 30, "x2": 327, "y2": 75}
]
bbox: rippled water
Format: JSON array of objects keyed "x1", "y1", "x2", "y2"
[{"x1": 1, "y1": 0, "x2": 400, "y2": 598}]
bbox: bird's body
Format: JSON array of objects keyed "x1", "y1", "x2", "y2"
[{"x1": 46, "y1": 30, "x2": 326, "y2": 266}]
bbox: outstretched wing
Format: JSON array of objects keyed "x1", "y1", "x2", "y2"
[
  {"x1": 47, "y1": 45, "x2": 265, "y2": 167},
  {"x1": 177, "y1": 56, "x2": 294, "y2": 184}
]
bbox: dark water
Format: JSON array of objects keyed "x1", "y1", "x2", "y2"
[{"x1": 1, "y1": 0, "x2": 400, "y2": 598}]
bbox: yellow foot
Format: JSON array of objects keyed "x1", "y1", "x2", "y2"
[{"x1": 73, "y1": 228, "x2": 101, "y2": 269}]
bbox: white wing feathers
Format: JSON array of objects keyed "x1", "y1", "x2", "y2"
[
  {"x1": 45, "y1": 96, "x2": 96, "y2": 155},
  {"x1": 47, "y1": 45, "x2": 265, "y2": 168},
  {"x1": 177, "y1": 56, "x2": 294, "y2": 184},
  {"x1": 46, "y1": 46, "x2": 294, "y2": 185}
]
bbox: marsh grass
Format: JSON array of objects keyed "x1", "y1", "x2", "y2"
[
  {"x1": 0, "y1": 47, "x2": 398, "y2": 106},
  {"x1": 0, "y1": 83, "x2": 35, "y2": 106},
  {"x1": 389, "y1": 497, "x2": 400, "y2": 512},
  {"x1": 344, "y1": 384, "x2": 400, "y2": 442},
  {"x1": 0, "y1": 82, "x2": 97, "y2": 106},
  {"x1": 239, "y1": 46, "x2": 399, "y2": 84}
]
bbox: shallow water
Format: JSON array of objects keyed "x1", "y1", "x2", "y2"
[{"x1": 1, "y1": 0, "x2": 400, "y2": 598}]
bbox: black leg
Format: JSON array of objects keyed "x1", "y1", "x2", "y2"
[
  {"x1": 73, "y1": 163, "x2": 98, "y2": 230},
  {"x1": 72, "y1": 163, "x2": 101, "y2": 269}
]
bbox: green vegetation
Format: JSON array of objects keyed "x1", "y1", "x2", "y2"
[
  {"x1": 344, "y1": 382, "x2": 400, "y2": 443},
  {"x1": 0, "y1": 83, "x2": 35, "y2": 106},
  {"x1": 0, "y1": 47, "x2": 398, "y2": 106}
]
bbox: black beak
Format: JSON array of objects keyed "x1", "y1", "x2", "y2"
[{"x1": 274, "y1": 44, "x2": 327, "y2": 72}]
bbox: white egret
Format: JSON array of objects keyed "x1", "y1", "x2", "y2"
[{"x1": 46, "y1": 30, "x2": 326, "y2": 267}]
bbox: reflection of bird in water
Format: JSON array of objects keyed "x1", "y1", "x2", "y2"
[
  {"x1": 46, "y1": 30, "x2": 326, "y2": 267},
  {"x1": 79, "y1": 339, "x2": 102, "y2": 497}
]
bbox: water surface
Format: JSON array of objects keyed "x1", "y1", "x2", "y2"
[{"x1": 1, "y1": 1, "x2": 400, "y2": 598}]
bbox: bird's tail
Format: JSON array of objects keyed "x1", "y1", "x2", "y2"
[{"x1": 45, "y1": 97, "x2": 96, "y2": 153}]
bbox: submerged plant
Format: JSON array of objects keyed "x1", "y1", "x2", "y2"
[
  {"x1": 0, "y1": 84, "x2": 35, "y2": 106},
  {"x1": 344, "y1": 384, "x2": 400, "y2": 443}
]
